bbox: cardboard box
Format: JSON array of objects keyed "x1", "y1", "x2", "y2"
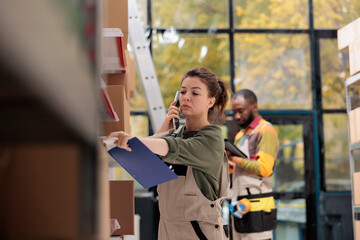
[
  {"x1": 105, "y1": 73, "x2": 126, "y2": 86},
  {"x1": 102, "y1": 33, "x2": 127, "y2": 73},
  {"x1": 126, "y1": 50, "x2": 136, "y2": 99},
  {"x1": 349, "y1": 109, "x2": 358, "y2": 143},
  {"x1": 353, "y1": 172, "x2": 360, "y2": 205},
  {"x1": 97, "y1": 141, "x2": 110, "y2": 239},
  {"x1": 356, "y1": 107, "x2": 360, "y2": 143},
  {"x1": 104, "y1": 0, "x2": 128, "y2": 46},
  {"x1": 0, "y1": 144, "x2": 81, "y2": 239},
  {"x1": 110, "y1": 180, "x2": 135, "y2": 236},
  {"x1": 338, "y1": 17, "x2": 360, "y2": 50},
  {"x1": 105, "y1": 74, "x2": 133, "y2": 101},
  {"x1": 100, "y1": 85, "x2": 130, "y2": 136},
  {"x1": 104, "y1": 62, "x2": 135, "y2": 100},
  {"x1": 338, "y1": 17, "x2": 360, "y2": 76},
  {"x1": 356, "y1": 215, "x2": 360, "y2": 240},
  {"x1": 104, "y1": 49, "x2": 135, "y2": 101},
  {"x1": 349, "y1": 39, "x2": 360, "y2": 75}
]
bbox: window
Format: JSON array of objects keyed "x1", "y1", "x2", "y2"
[
  {"x1": 313, "y1": 0, "x2": 360, "y2": 29},
  {"x1": 320, "y1": 39, "x2": 349, "y2": 109},
  {"x1": 323, "y1": 113, "x2": 350, "y2": 191},
  {"x1": 152, "y1": 0, "x2": 228, "y2": 28},
  {"x1": 233, "y1": 0, "x2": 308, "y2": 29},
  {"x1": 132, "y1": 0, "x2": 354, "y2": 196},
  {"x1": 152, "y1": 32, "x2": 230, "y2": 106},
  {"x1": 234, "y1": 34, "x2": 311, "y2": 109}
]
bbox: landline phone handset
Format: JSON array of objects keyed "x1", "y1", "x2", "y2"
[{"x1": 172, "y1": 91, "x2": 180, "y2": 130}]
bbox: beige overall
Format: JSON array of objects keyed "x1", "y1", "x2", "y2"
[
  {"x1": 157, "y1": 153, "x2": 229, "y2": 240},
  {"x1": 230, "y1": 122, "x2": 275, "y2": 240}
]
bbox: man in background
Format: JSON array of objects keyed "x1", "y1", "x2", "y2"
[{"x1": 227, "y1": 89, "x2": 279, "y2": 240}]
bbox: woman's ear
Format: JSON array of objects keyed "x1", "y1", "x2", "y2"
[{"x1": 209, "y1": 97, "x2": 216, "y2": 108}]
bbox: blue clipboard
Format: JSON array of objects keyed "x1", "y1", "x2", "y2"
[{"x1": 107, "y1": 137, "x2": 178, "y2": 189}]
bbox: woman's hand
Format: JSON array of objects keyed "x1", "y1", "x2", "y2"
[
  {"x1": 155, "y1": 100, "x2": 180, "y2": 134},
  {"x1": 104, "y1": 131, "x2": 134, "y2": 151},
  {"x1": 229, "y1": 155, "x2": 243, "y2": 168}
]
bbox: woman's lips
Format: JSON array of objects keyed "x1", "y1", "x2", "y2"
[{"x1": 181, "y1": 105, "x2": 190, "y2": 109}]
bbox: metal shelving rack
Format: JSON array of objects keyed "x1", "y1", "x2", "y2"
[{"x1": 345, "y1": 72, "x2": 360, "y2": 239}]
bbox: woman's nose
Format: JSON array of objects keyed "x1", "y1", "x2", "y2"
[{"x1": 183, "y1": 93, "x2": 190, "y2": 101}]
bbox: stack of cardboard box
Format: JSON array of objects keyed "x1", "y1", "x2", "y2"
[
  {"x1": 338, "y1": 17, "x2": 360, "y2": 147},
  {"x1": 101, "y1": 0, "x2": 136, "y2": 137},
  {"x1": 101, "y1": 0, "x2": 136, "y2": 238}
]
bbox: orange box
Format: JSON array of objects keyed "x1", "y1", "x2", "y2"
[
  {"x1": 353, "y1": 172, "x2": 360, "y2": 205},
  {"x1": 104, "y1": 0, "x2": 128, "y2": 46},
  {"x1": 110, "y1": 180, "x2": 135, "y2": 236},
  {"x1": 100, "y1": 85, "x2": 130, "y2": 136}
]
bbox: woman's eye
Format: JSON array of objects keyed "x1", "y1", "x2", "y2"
[{"x1": 180, "y1": 91, "x2": 185, "y2": 95}]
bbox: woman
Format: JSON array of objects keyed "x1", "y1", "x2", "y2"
[{"x1": 105, "y1": 67, "x2": 230, "y2": 240}]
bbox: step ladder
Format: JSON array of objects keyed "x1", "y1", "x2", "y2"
[{"x1": 128, "y1": 0, "x2": 166, "y2": 132}]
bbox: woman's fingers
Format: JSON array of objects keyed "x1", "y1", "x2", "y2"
[
  {"x1": 228, "y1": 160, "x2": 235, "y2": 168},
  {"x1": 104, "y1": 131, "x2": 133, "y2": 151},
  {"x1": 167, "y1": 107, "x2": 180, "y2": 116},
  {"x1": 104, "y1": 131, "x2": 122, "y2": 142},
  {"x1": 118, "y1": 137, "x2": 132, "y2": 151},
  {"x1": 167, "y1": 112, "x2": 181, "y2": 120},
  {"x1": 170, "y1": 100, "x2": 177, "y2": 106},
  {"x1": 118, "y1": 133, "x2": 133, "y2": 151}
]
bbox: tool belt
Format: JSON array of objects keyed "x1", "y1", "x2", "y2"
[{"x1": 233, "y1": 192, "x2": 277, "y2": 233}]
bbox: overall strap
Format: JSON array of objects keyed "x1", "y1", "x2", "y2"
[
  {"x1": 190, "y1": 221, "x2": 208, "y2": 240},
  {"x1": 171, "y1": 124, "x2": 185, "y2": 137},
  {"x1": 164, "y1": 162, "x2": 188, "y2": 176}
]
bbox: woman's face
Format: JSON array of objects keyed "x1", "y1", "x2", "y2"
[{"x1": 179, "y1": 76, "x2": 213, "y2": 119}]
